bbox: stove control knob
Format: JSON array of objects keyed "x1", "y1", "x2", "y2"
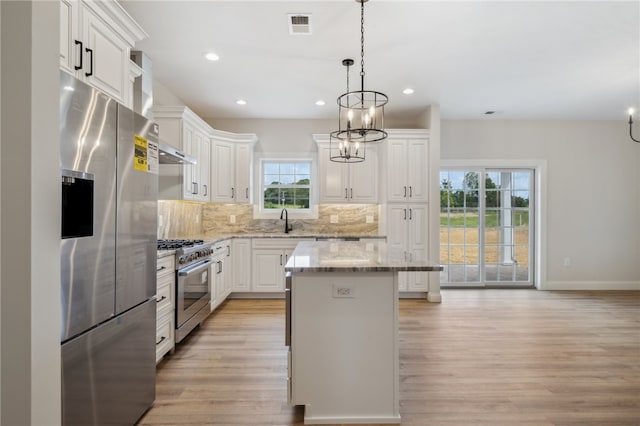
[{"x1": 178, "y1": 256, "x2": 186, "y2": 265}]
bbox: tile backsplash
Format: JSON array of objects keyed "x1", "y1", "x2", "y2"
[{"x1": 158, "y1": 200, "x2": 380, "y2": 239}]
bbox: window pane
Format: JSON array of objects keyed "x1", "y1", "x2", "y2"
[
  {"x1": 295, "y1": 163, "x2": 310, "y2": 174},
  {"x1": 280, "y1": 163, "x2": 294, "y2": 174},
  {"x1": 264, "y1": 174, "x2": 280, "y2": 185},
  {"x1": 264, "y1": 163, "x2": 279, "y2": 174},
  {"x1": 280, "y1": 174, "x2": 295, "y2": 184},
  {"x1": 296, "y1": 174, "x2": 310, "y2": 184}
]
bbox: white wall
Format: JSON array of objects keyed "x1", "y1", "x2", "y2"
[
  {"x1": 1, "y1": 1, "x2": 61, "y2": 424},
  {"x1": 441, "y1": 119, "x2": 640, "y2": 290}
]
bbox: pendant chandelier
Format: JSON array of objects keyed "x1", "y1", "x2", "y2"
[
  {"x1": 330, "y1": 59, "x2": 365, "y2": 163},
  {"x1": 330, "y1": 0, "x2": 388, "y2": 161}
]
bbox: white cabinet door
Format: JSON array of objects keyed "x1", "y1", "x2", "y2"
[
  {"x1": 318, "y1": 145, "x2": 349, "y2": 203},
  {"x1": 182, "y1": 124, "x2": 197, "y2": 200},
  {"x1": 252, "y1": 249, "x2": 285, "y2": 292},
  {"x1": 232, "y1": 239, "x2": 252, "y2": 291},
  {"x1": 82, "y1": 5, "x2": 130, "y2": 104},
  {"x1": 59, "y1": 0, "x2": 79, "y2": 74},
  {"x1": 209, "y1": 262, "x2": 219, "y2": 311},
  {"x1": 407, "y1": 140, "x2": 428, "y2": 202},
  {"x1": 386, "y1": 139, "x2": 428, "y2": 203},
  {"x1": 349, "y1": 146, "x2": 378, "y2": 203},
  {"x1": 387, "y1": 140, "x2": 408, "y2": 202},
  {"x1": 387, "y1": 204, "x2": 429, "y2": 292},
  {"x1": 407, "y1": 205, "x2": 428, "y2": 291},
  {"x1": 211, "y1": 140, "x2": 235, "y2": 202},
  {"x1": 199, "y1": 137, "x2": 211, "y2": 202},
  {"x1": 235, "y1": 143, "x2": 252, "y2": 203}
]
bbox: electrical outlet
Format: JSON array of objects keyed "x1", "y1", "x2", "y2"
[
  {"x1": 230, "y1": 214, "x2": 236, "y2": 224},
  {"x1": 366, "y1": 215, "x2": 374, "y2": 223},
  {"x1": 195, "y1": 214, "x2": 200, "y2": 224},
  {"x1": 330, "y1": 214, "x2": 339, "y2": 224},
  {"x1": 563, "y1": 257, "x2": 571, "y2": 267},
  {"x1": 332, "y1": 284, "x2": 355, "y2": 298}
]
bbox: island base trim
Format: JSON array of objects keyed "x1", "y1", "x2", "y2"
[{"x1": 303, "y1": 411, "x2": 401, "y2": 425}]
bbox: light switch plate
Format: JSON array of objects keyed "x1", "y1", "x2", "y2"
[
  {"x1": 366, "y1": 215, "x2": 374, "y2": 223},
  {"x1": 230, "y1": 214, "x2": 236, "y2": 224}
]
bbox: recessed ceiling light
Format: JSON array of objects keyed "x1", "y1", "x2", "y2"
[
  {"x1": 236, "y1": 99, "x2": 247, "y2": 105},
  {"x1": 402, "y1": 88, "x2": 414, "y2": 95},
  {"x1": 63, "y1": 86, "x2": 74, "y2": 92},
  {"x1": 204, "y1": 52, "x2": 219, "y2": 62},
  {"x1": 315, "y1": 100, "x2": 326, "y2": 106}
]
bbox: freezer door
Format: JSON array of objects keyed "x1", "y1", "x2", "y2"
[
  {"x1": 115, "y1": 106, "x2": 158, "y2": 314},
  {"x1": 60, "y1": 71, "x2": 117, "y2": 342},
  {"x1": 62, "y1": 299, "x2": 156, "y2": 426}
]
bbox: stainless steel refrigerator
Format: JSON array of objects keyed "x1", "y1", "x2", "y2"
[{"x1": 60, "y1": 70, "x2": 158, "y2": 425}]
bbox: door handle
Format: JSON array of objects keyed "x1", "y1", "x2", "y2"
[
  {"x1": 74, "y1": 40, "x2": 83, "y2": 70},
  {"x1": 280, "y1": 254, "x2": 283, "y2": 266},
  {"x1": 245, "y1": 188, "x2": 249, "y2": 199},
  {"x1": 192, "y1": 182, "x2": 198, "y2": 194},
  {"x1": 345, "y1": 188, "x2": 348, "y2": 199},
  {"x1": 350, "y1": 188, "x2": 353, "y2": 199},
  {"x1": 84, "y1": 47, "x2": 93, "y2": 77}
]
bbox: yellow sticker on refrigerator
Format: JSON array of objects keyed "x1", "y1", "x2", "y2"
[{"x1": 134, "y1": 135, "x2": 148, "y2": 171}]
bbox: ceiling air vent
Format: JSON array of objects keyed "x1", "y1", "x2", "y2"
[{"x1": 288, "y1": 14, "x2": 312, "y2": 35}]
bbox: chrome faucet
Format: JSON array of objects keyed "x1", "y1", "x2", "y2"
[{"x1": 280, "y1": 208, "x2": 292, "y2": 234}]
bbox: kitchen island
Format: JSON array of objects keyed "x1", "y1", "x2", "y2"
[{"x1": 284, "y1": 240, "x2": 442, "y2": 424}]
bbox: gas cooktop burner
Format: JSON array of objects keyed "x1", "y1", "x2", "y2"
[{"x1": 157, "y1": 239, "x2": 205, "y2": 250}]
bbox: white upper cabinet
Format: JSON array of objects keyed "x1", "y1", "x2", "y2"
[
  {"x1": 154, "y1": 106, "x2": 211, "y2": 201},
  {"x1": 387, "y1": 136, "x2": 429, "y2": 203},
  {"x1": 210, "y1": 133, "x2": 257, "y2": 204},
  {"x1": 59, "y1": 0, "x2": 146, "y2": 107},
  {"x1": 315, "y1": 138, "x2": 379, "y2": 204}
]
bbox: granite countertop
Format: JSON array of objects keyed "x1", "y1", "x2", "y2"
[
  {"x1": 157, "y1": 234, "x2": 386, "y2": 258},
  {"x1": 284, "y1": 241, "x2": 443, "y2": 273}
]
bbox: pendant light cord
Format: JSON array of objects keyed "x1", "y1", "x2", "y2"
[{"x1": 360, "y1": 0, "x2": 365, "y2": 92}]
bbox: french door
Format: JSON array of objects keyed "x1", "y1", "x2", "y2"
[{"x1": 439, "y1": 168, "x2": 534, "y2": 287}]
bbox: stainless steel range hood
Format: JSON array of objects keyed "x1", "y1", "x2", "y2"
[{"x1": 159, "y1": 141, "x2": 196, "y2": 165}]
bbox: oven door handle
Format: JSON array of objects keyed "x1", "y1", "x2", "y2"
[{"x1": 178, "y1": 258, "x2": 213, "y2": 277}]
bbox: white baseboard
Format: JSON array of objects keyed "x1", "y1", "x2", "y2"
[{"x1": 540, "y1": 281, "x2": 640, "y2": 291}]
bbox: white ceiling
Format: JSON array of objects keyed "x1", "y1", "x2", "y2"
[{"x1": 120, "y1": 1, "x2": 640, "y2": 121}]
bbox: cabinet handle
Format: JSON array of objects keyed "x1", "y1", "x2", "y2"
[
  {"x1": 285, "y1": 254, "x2": 289, "y2": 263},
  {"x1": 404, "y1": 186, "x2": 407, "y2": 197},
  {"x1": 192, "y1": 182, "x2": 198, "y2": 195},
  {"x1": 345, "y1": 188, "x2": 348, "y2": 199},
  {"x1": 404, "y1": 209, "x2": 407, "y2": 220},
  {"x1": 84, "y1": 47, "x2": 93, "y2": 77},
  {"x1": 156, "y1": 336, "x2": 166, "y2": 346},
  {"x1": 227, "y1": 246, "x2": 230, "y2": 257},
  {"x1": 217, "y1": 260, "x2": 223, "y2": 274},
  {"x1": 74, "y1": 40, "x2": 83, "y2": 70},
  {"x1": 156, "y1": 266, "x2": 166, "y2": 272},
  {"x1": 280, "y1": 254, "x2": 283, "y2": 266},
  {"x1": 350, "y1": 188, "x2": 353, "y2": 199},
  {"x1": 409, "y1": 208, "x2": 413, "y2": 220},
  {"x1": 156, "y1": 295, "x2": 166, "y2": 303},
  {"x1": 231, "y1": 187, "x2": 235, "y2": 198},
  {"x1": 409, "y1": 186, "x2": 413, "y2": 197},
  {"x1": 246, "y1": 188, "x2": 249, "y2": 199},
  {"x1": 203, "y1": 184, "x2": 208, "y2": 196}
]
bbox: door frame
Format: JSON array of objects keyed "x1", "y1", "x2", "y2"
[{"x1": 440, "y1": 159, "x2": 547, "y2": 290}]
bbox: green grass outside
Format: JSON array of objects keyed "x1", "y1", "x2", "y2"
[{"x1": 440, "y1": 210, "x2": 529, "y2": 227}]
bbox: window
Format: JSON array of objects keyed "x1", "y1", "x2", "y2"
[{"x1": 261, "y1": 160, "x2": 312, "y2": 211}]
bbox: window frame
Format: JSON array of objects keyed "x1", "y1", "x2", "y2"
[{"x1": 254, "y1": 158, "x2": 318, "y2": 219}]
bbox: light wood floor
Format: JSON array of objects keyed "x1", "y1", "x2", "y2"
[{"x1": 138, "y1": 290, "x2": 640, "y2": 426}]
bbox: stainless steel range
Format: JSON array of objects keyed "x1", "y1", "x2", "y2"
[{"x1": 158, "y1": 239, "x2": 214, "y2": 342}]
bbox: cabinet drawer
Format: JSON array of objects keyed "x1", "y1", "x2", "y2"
[
  {"x1": 157, "y1": 255, "x2": 175, "y2": 277},
  {"x1": 155, "y1": 313, "x2": 174, "y2": 363},
  {"x1": 156, "y1": 274, "x2": 174, "y2": 318}
]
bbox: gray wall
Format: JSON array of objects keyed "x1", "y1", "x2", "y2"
[{"x1": 441, "y1": 119, "x2": 640, "y2": 289}]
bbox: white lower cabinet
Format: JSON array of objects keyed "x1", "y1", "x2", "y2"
[
  {"x1": 387, "y1": 204, "x2": 429, "y2": 292},
  {"x1": 251, "y1": 238, "x2": 313, "y2": 292},
  {"x1": 211, "y1": 241, "x2": 231, "y2": 311},
  {"x1": 155, "y1": 255, "x2": 175, "y2": 363},
  {"x1": 232, "y1": 239, "x2": 252, "y2": 291}
]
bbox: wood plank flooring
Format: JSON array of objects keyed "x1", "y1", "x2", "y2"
[{"x1": 138, "y1": 290, "x2": 640, "y2": 426}]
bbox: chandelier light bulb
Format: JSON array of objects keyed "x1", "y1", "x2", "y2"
[{"x1": 629, "y1": 108, "x2": 635, "y2": 116}]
